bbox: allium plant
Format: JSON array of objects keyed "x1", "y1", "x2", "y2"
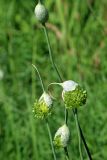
[{"x1": 33, "y1": 1, "x2": 92, "y2": 160}]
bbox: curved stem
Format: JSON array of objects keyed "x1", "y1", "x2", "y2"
[
  {"x1": 46, "y1": 119, "x2": 57, "y2": 160},
  {"x1": 32, "y1": 64, "x2": 45, "y2": 93},
  {"x1": 47, "y1": 82, "x2": 61, "y2": 100},
  {"x1": 48, "y1": 82, "x2": 62, "y2": 88},
  {"x1": 74, "y1": 109, "x2": 83, "y2": 160},
  {"x1": 32, "y1": 65, "x2": 57, "y2": 159}
]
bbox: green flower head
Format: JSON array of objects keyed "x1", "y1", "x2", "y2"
[
  {"x1": 53, "y1": 124, "x2": 70, "y2": 148},
  {"x1": 62, "y1": 80, "x2": 87, "y2": 109},
  {"x1": 33, "y1": 92, "x2": 53, "y2": 119}
]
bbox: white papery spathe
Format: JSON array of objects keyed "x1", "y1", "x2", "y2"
[
  {"x1": 39, "y1": 92, "x2": 53, "y2": 107},
  {"x1": 62, "y1": 80, "x2": 78, "y2": 92},
  {"x1": 54, "y1": 124, "x2": 70, "y2": 148}
]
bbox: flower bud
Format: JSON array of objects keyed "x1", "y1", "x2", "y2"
[
  {"x1": 53, "y1": 124, "x2": 70, "y2": 148},
  {"x1": 34, "y1": 2, "x2": 49, "y2": 24},
  {"x1": 62, "y1": 80, "x2": 87, "y2": 109},
  {"x1": 33, "y1": 92, "x2": 53, "y2": 119}
]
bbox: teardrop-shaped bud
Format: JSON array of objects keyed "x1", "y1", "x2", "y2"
[
  {"x1": 33, "y1": 92, "x2": 53, "y2": 119},
  {"x1": 61, "y1": 80, "x2": 87, "y2": 109},
  {"x1": 53, "y1": 124, "x2": 70, "y2": 148},
  {"x1": 34, "y1": 2, "x2": 49, "y2": 24}
]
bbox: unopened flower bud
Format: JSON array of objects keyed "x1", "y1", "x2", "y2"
[
  {"x1": 61, "y1": 80, "x2": 87, "y2": 109},
  {"x1": 33, "y1": 92, "x2": 53, "y2": 119},
  {"x1": 53, "y1": 124, "x2": 70, "y2": 148},
  {"x1": 34, "y1": 2, "x2": 49, "y2": 24}
]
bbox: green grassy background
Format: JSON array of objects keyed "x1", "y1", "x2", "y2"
[{"x1": 0, "y1": 0, "x2": 107, "y2": 159}]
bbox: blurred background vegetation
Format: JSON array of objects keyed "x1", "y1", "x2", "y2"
[{"x1": 0, "y1": 0, "x2": 107, "y2": 159}]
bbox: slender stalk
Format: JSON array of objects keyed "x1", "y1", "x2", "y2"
[
  {"x1": 32, "y1": 64, "x2": 57, "y2": 159},
  {"x1": 64, "y1": 147, "x2": 70, "y2": 160},
  {"x1": 42, "y1": 23, "x2": 69, "y2": 159},
  {"x1": 79, "y1": 124, "x2": 92, "y2": 160},
  {"x1": 46, "y1": 119, "x2": 57, "y2": 160},
  {"x1": 43, "y1": 24, "x2": 63, "y2": 82},
  {"x1": 32, "y1": 64, "x2": 45, "y2": 93},
  {"x1": 42, "y1": 22, "x2": 92, "y2": 160},
  {"x1": 73, "y1": 109, "x2": 83, "y2": 160},
  {"x1": 65, "y1": 107, "x2": 68, "y2": 125},
  {"x1": 72, "y1": 110, "x2": 92, "y2": 160}
]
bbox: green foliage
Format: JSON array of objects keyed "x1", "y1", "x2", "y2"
[{"x1": 0, "y1": 0, "x2": 107, "y2": 160}]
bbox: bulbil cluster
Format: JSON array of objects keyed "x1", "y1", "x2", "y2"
[
  {"x1": 62, "y1": 81, "x2": 87, "y2": 109},
  {"x1": 33, "y1": 92, "x2": 53, "y2": 119}
]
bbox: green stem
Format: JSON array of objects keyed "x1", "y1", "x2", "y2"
[
  {"x1": 74, "y1": 109, "x2": 83, "y2": 160},
  {"x1": 43, "y1": 24, "x2": 69, "y2": 125},
  {"x1": 65, "y1": 108, "x2": 68, "y2": 125},
  {"x1": 38, "y1": 0, "x2": 41, "y2": 4},
  {"x1": 72, "y1": 110, "x2": 92, "y2": 160},
  {"x1": 43, "y1": 23, "x2": 70, "y2": 158},
  {"x1": 46, "y1": 120, "x2": 57, "y2": 160},
  {"x1": 79, "y1": 124, "x2": 92, "y2": 160},
  {"x1": 64, "y1": 147, "x2": 70, "y2": 160},
  {"x1": 32, "y1": 64, "x2": 45, "y2": 93},
  {"x1": 43, "y1": 24, "x2": 63, "y2": 82},
  {"x1": 42, "y1": 13, "x2": 92, "y2": 160},
  {"x1": 32, "y1": 65, "x2": 57, "y2": 159}
]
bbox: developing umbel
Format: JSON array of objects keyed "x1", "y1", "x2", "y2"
[
  {"x1": 34, "y1": 2, "x2": 49, "y2": 24},
  {"x1": 33, "y1": 92, "x2": 53, "y2": 119},
  {"x1": 53, "y1": 124, "x2": 70, "y2": 148},
  {"x1": 62, "y1": 80, "x2": 87, "y2": 109}
]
